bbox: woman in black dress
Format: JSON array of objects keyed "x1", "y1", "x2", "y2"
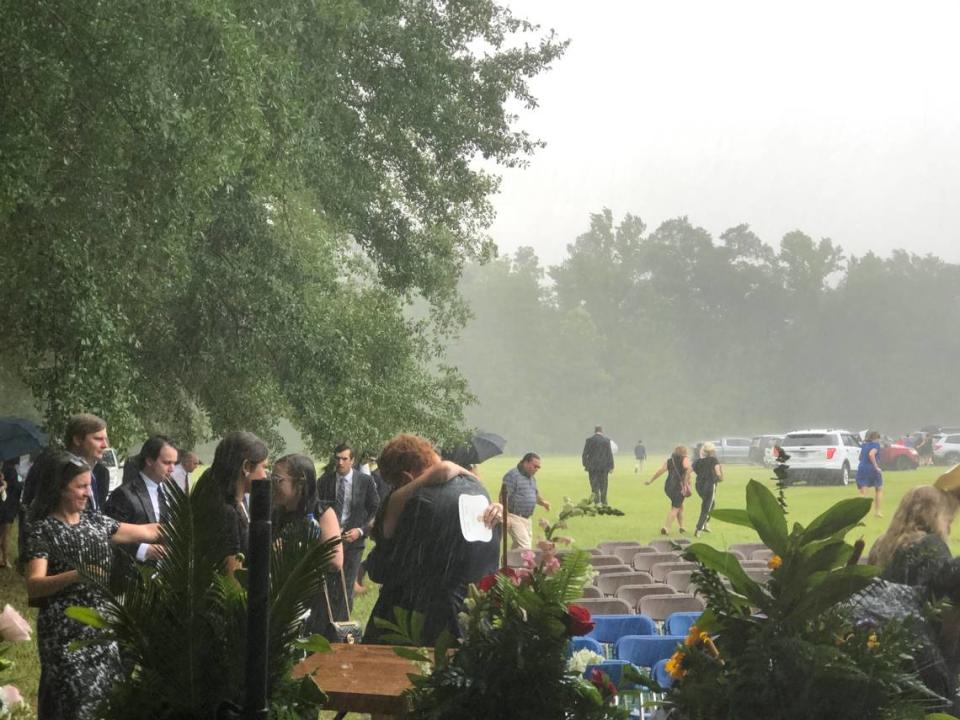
[
  {"x1": 692, "y1": 442, "x2": 723, "y2": 538},
  {"x1": 645, "y1": 445, "x2": 692, "y2": 535},
  {"x1": 194, "y1": 431, "x2": 269, "y2": 579},
  {"x1": 270, "y1": 453, "x2": 344, "y2": 638},
  {"x1": 24, "y1": 455, "x2": 161, "y2": 720}
]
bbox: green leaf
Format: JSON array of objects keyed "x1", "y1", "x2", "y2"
[
  {"x1": 296, "y1": 675, "x2": 328, "y2": 706},
  {"x1": 65, "y1": 605, "x2": 108, "y2": 629},
  {"x1": 790, "y1": 565, "x2": 877, "y2": 621},
  {"x1": 744, "y1": 480, "x2": 788, "y2": 555},
  {"x1": 800, "y1": 498, "x2": 872, "y2": 545},
  {"x1": 433, "y1": 630, "x2": 454, "y2": 669},
  {"x1": 707, "y1": 508, "x2": 754, "y2": 530},
  {"x1": 683, "y1": 543, "x2": 768, "y2": 608},
  {"x1": 393, "y1": 646, "x2": 431, "y2": 663},
  {"x1": 294, "y1": 634, "x2": 332, "y2": 654}
]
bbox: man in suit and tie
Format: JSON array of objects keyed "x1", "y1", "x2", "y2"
[
  {"x1": 582, "y1": 425, "x2": 615, "y2": 505},
  {"x1": 105, "y1": 435, "x2": 176, "y2": 563},
  {"x1": 319, "y1": 443, "x2": 379, "y2": 611},
  {"x1": 64, "y1": 413, "x2": 112, "y2": 511}
]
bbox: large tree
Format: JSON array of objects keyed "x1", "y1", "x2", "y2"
[{"x1": 0, "y1": 0, "x2": 565, "y2": 451}]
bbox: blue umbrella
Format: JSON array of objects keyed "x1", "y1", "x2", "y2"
[{"x1": 0, "y1": 417, "x2": 48, "y2": 461}]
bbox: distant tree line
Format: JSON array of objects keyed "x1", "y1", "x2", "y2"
[{"x1": 447, "y1": 209, "x2": 960, "y2": 452}]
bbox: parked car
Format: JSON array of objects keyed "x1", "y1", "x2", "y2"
[
  {"x1": 934, "y1": 434, "x2": 960, "y2": 466},
  {"x1": 779, "y1": 429, "x2": 861, "y2": 486},
  {"x1": 100, "y1": 447, "x2": 123, "y2": 494},
  {"x1": 877, "y1": 442, "x2": 919, "y2": 471},
  {"x1": 750, "y1": 435, "x2": 783, "y2": 466},
  {"x1": 694, "y1": 437, "x2": 752, "y2": 464}
]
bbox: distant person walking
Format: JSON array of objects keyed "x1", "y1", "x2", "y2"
[
  {"x1": 500, "y1": 453, "x2": 550, "y2": 549},
  {"x1": 0, "y1": 458, "x2": 22, "y2": 568},
  {"x1": 582, "y1": 426, "x2": 615, "y2": 504},
  {"x1": 633, "y1": 440, "x2": 647, "y2": 473},
  {"x1": 692, "y1": 442, "x2": 723, "y2": 537},
  {"x1": 857, "y1": 430, "x2": 884, "y2": 517},
  {"x1": 646, "y1": 445, "x2": 692, "y2": 535},
  {"x1": 917, "y1": 433, "x2": 935, "y2": 467}
]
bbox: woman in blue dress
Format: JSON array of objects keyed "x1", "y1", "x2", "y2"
[{"x1": 857, "y1": 430, "x2": 884, "y2": 517}]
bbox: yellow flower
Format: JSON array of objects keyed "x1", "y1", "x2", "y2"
[
  {"x1": 684, "y1": 625, "x2": 700, "y2": 646},
  {"x1": 665, "y1": 651, "x2": 687, "y2": 679},
  {"x1": 767, "y1": 555, "x2": 783, "y2": 570},
  {"x1": 867, "y1": 632, "x2": 879, "y2": 650}
]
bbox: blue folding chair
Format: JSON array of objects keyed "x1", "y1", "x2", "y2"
[
  {"x1": 614, "y1": 635, "x2": 685, "y2": 669},
  {"x1": 568, "y1": 636, "x2": 604, "y2": 657},
  {"x1": 584, "y1": 660, "x2": 644, "y2": 718},
  {"x1": 652, "y1": 658, "x2": 674, "y2": 689},
  {"x1": 663, "y1": 611, "x2": 701, "y2": 637}
]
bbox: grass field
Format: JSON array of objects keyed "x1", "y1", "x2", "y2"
[{"x1": 0, "y1": 453, "x2": 952, "y2": 714}]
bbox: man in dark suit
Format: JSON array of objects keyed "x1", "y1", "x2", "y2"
[
  {"x1": 104, "y1": 435, "x2": 176, "y2": 563},
  {"x1": 582, "y1": 425, "x2": 615, "y2": 504},
  {"x1": 319, "y1": 443, "x2": 379, "y2": 611}
]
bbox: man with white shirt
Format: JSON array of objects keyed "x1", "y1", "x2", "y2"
[
  {"x1": 105, "y1": 435, "x2": 176, "y2": 564},
  {"x1": 319, "y1": 443, "x2": 379, "y2": 611},
  {"x1": 170, "y1": 450, "x2": 200, "y2": 494}
]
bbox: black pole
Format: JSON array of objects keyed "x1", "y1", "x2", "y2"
[{"x1": 244, "y1": 478, "x2": 272, "y2": 720}]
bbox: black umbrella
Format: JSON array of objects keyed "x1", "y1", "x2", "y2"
[
  {"x1": 0, "y1": 417, "x2": 48, "y2": 461},
  {"x1": 443, "y1": 432, "x2": 507, "y2": 466}
]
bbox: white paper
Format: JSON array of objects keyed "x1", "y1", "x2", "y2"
[{"x1": 458, "y1": 494, "x2": 493, "y2": 543}]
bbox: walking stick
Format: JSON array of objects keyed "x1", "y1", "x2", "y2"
[{"x1": 500, "y1": 484, "x2": 509, "y2": 569}]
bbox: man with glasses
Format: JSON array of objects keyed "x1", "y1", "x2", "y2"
[
  {"x1": 500, "y1": 453, "x2": 550, "y2": 550},
  {"x1": 319, "y1": 443, "x2": 379, "y2": 610}
]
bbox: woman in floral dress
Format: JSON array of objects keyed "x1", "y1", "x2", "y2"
[{"x1": 24, "y1": 455, "x2": 161, "y2": 720}]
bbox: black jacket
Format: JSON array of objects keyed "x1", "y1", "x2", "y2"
[
  {"x1": 104, "y1": 475, "x2": 165, "y2": 560},
  {"x1": 318, "y1": 470, "x2": 379, "y2": 549},
  {"x1": 582, "y1": 433, "x2": 615, "y2": 473}
]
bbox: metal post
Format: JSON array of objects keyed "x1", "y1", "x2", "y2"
[{"x1": 244, "y1": 478, "x2": 272, "y2": 720}]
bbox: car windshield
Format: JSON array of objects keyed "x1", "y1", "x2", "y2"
[{"x1": 782, "y1": 433, "x2": 837, "y2": 447}]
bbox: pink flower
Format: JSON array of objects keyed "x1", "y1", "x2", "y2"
[
  {"x1": 554, "y1": 535, "x2": 574, "y2": 545},
  {"x1": 521, "y1": 550, "x2": 536, "y2": 569},
  {"x1": 513, "y1": 567, "x2": 532, "y2": 582},
  {"x1": 543, "y1": 556, "x2": 561, "y2": 575},
  {"x1": 537, "y1": 540, "x2": 556, "y2": 553},
  {"x1": 538, "y1": 518, "x2": 550, "y2": 530},
  {"x1": 0, "y1": 605, "x2": 31, "y2": 643},
  {"x1": 0, "y1": 684, "x2": 23, "y2": 707}
]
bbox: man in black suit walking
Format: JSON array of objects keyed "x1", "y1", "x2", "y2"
[
  {"x1": 582, "y1": 425, "x2": 615, "y2": 504},
  {"x1": 319, "y1": 443, "x2": 379, "y2": 611},
  {"x1": 104, "y1": 435, "x2": 176, "y2": 564}
]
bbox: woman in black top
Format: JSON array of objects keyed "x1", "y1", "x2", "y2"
[
  {"x1": 194, "y1": 431, "x2": 269, "y2": 579},
  {"x1": 692, "y1": 442, "x2": 723, "y2": 537},
  {"x1": 0, "y1": 459, "x2": 22, "y2": 567},
  {"x1": 646, "y1": 445, "x2": 692, "y2": 535}
]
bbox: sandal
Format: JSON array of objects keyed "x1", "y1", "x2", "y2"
[{"x1": 678, "y1": 527, "x2": 687, "y2": 534}]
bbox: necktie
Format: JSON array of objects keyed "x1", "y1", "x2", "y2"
[
  {"x1": 158, "y1": 484, "x2": 170, "y2": 523},
  {"x1": 337, "y1": 475, "x2": 346, "y2": 519}
]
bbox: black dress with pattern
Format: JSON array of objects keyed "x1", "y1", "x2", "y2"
[{"x1": 25, "y1": 512, "x2": 122, "y2": 720}]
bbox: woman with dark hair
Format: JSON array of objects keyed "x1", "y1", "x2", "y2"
[
  {"x1": 0, "y1": 458, "x2": 22, "y2": 568},
  {"x1": 271, "y1": 453, "x2": 344, "y2": 639},
  {"x1": 195, "y1": 431, "x2": 269, "y2": 578},
  {"x1": 24, "y1": 455, "x2": 161, "y2": 720},
  {"x1": 645, "y1": 445, "x2": 692, "y2": 535}
]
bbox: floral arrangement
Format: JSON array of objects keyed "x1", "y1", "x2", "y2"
[
  {"x1": 382, "y1": 541, "x2": 639, "y2": 720},
  {"x1": 650, "y1": 479, "x2": 951, "y2": 720},
  {"x1": 0, "y1": 604, "x2": 32, "y2": 719}
]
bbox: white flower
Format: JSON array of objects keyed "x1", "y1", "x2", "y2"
[
  {"x1": 0, "y1": 684, "x2": 24, "y2": 708},
  {"x1": 0, "y1": 606, "x2": 30, "y2": 643},
  {"x1": 566, "y1": 648, "x2": 605, "y2": 674}
]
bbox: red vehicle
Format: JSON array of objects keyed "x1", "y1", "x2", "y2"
[{"x1": 877, "y1": 443, "x2": 919, "y2": 471}]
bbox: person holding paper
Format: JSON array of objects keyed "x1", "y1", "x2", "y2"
[{"x1": 363, "y1": 434, "x2": 502, "y2": 645}]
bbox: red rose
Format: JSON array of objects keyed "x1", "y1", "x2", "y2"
[
  {"x1": 588, "y1": 668, "x2": 617, "y2": 701},
  {"x1": 565, "y1": 604, "x2": 595, "y2": 636},
  {"x1": 477, "y1": 573, "x2": 497, "y2": 593}
]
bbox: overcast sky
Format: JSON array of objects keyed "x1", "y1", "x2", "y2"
[{"x1": 488, "y1": 0, "x2": 960, "y2": 267}]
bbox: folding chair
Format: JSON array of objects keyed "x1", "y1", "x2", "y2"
[
  {"x1": 593, "y1": 564, "x2": 634, "y2": 580},
  {"x1": 633, "y1": 552, "x2": 680, "y2": 573},
  {"x1": 584, "y1": 659, "x2": 644, "y2": 717},
  {"x1": 741, "y1": 559, "x2": 773, "y2": 569},
  {"x1": 587, "y1": 613, "x2": 658, "y2": 657},
  {"x1": 744, "y1": 567, "x2": 772, "y2": 583},
  {"x1": 615, "y1": 545, "x2": 654, "y2": 564},
  {"x1": 639, "y1": 593, "x2": 705, "y2": 623},
  {"x1": 652, "y1": 657, "x2": 674, "y2": 689},
  {"x1": 597, "y1": 571, "x2": 654, "y2": 597},
  {"x1": 616, "y1": 584, "x2": 676, "y2": 613},
  {"x1": 728, "y1": 542, "x2": 767, "y2": 557},
  {"x1": 575, "y1": 598, "x2": 633, "y2": 616},
  {"x1": 614, "y1": 635, "x2": 684, "y2": 719},
  {"x1": 648, "y1": 539, "x2": 688, "y2": 553},
  {"x1": 751, "y1": 548, "x2": 774, "y2": 562},
  {"x1": 599, "y1": 540, "x2": 642, "y2": 555},
  {"x1": 664, "y1": 569, "x2": 695, "y2": 593},
  {"x1": 663, "y1": 611, "x2": 702, "y2": 637},
  {"x1": 568, "y1": 636, "x2": 604, "y2": 657},
  {"x1": 590, "y1": 554, "x2": 626, "y2": 567},
  {"x1": 650, "y1": 561, "x2": 697, "y2": 583},
  {"x1": 579, "y1": 585, "x2": 603, "y2": 599}
]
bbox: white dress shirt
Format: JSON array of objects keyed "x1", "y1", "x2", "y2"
[{"x1": 136, "y1": 472, "x2": 163, "y2": 562}]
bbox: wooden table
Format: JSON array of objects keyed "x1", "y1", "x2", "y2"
[{"x1": 292, "y1": 643, "x2": 423, "y2": 716}]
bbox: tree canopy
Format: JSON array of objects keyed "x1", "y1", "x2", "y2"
[
  {"x1": 447, "y1": 209, "x2": 960, "y2": 451},
  {"x1": 0, "y1": 0, "x2": 565, "y2": 451}
]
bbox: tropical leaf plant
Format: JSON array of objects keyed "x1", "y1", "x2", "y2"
[{"x1": 66, "y1": 476, "x2": 337, "y2": 719}]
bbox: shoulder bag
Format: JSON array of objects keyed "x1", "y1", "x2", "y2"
[{"x1": 322, "y1": 566, "x2": 363, "y2": 644}]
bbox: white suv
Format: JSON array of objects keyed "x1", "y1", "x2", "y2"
[
  {"x1": 934, "y1": 434, "x2": 960, "y2": 466},
  {"x1": 778, "y1": 429, "x2": 862, "y2": 486}
]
